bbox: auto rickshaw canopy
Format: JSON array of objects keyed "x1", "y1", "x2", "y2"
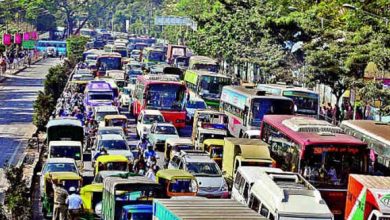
[
  {"x1": 203, "y1": 139, "x2": 225, "y2": 147},
  {"x1": 44, "y1": 171, "x2": 82, "y2": 181},
  {"x1": 155, "y1": 169, "x2": 195, "y2": 182},
  {"x1": 104, "y1": 114, "x2": 128, "y2": 121},
  {"x1": 96, "y1": 155, "x2": 129, "y2": 164}
]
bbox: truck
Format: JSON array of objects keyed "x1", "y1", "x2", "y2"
[
  {"x1": 153, "y1": 198, "x2": 265, "y2": 220},
  {"x1": 345, "y1": 174, "x2": 390, "y2": 220},
  {"x1": 222, "y1": 138, "x2": 273, "y2": 188}
]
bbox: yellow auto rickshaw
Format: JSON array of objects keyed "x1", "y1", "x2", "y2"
[
  {"x1": 203, "y1": 139, "x2": 224, "y2": 168},
  {"x1": 155, "y1": 169, "x2": 198, "y2": 198},
  {"x1": 94, "y1": 155, "x2": 130, "y2": 175},
  {"x1": 80, "y1": 183, "x2": 104, "y2": 218},
  {"x1": 104, "y1": 115, "x2": 128, "y2": 133},
  {"x1": 42, "y1": 172, "x2": 83, "y2": 218},
  {"x1": 164, "y1": 138, "x2": 194, "y2": 168}
]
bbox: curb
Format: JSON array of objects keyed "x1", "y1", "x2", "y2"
[{"x1": 0, "y1": 58, "x2": 42, "y2": 83}]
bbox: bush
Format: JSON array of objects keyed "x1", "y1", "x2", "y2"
[
  {"x1": 44, "y1": 64, "x2": 69, "y2": 102},
  {"x1": 33, "y1": 91, "x2": 55, "y2": 131},
  {"x1": 66, "y1": 35, "x2": 89, "y2": 62}
]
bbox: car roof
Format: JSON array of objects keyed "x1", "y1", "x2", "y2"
[
  {"x1": 49, "y1": 141, "x2": 82, "y2": 146},
  {"x1": 46, "y1": 158, "x2": 76, "y2": 163},
  {"x1": 94, "y1": 105, "x2": 118, "y2": 112},
  {"x1": 154, "y1": 122, "x2": 174, "y2": 127},
  {"x1": 100, "y1": 134, "x2": 126, "y2": 140},
  {"x1": 98, "y1": 127, "x2": 123, "y2": 131},
  {"x1": 142, "y1": 109, "x2": 163, "y2": 115}
]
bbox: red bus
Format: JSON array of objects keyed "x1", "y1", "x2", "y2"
[
  {"x1": 132, "y1": 75, "x2": 187, "y2": 128},
  {"x1": 260, "y1": 115, "x2": 369, "y2": 218}
]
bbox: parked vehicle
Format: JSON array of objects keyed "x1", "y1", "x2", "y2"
[
  {"x1": 247, "y1": 167, "x2": 333, "y2": 220},
  {"x1": 164, "y1": 138, "x2": 194, "y2": 168},
  {"x1": 148, "y1": 122, "x2": 180, "y2": 151},
  {"x1": 202, "y1": 139, "x2": 224, "y2": 168},
  {"x1": 153, "y1": 199, "x2": 264, "y2": 220},
  {"x1": 48, "y1": 141, "x2": 83, "y2": 170},
  {"x1": 94, "y1": 155, "x2": 130, "y2": 175},
  {"x1": 136, "y1": 110, "x2": 165, "y2": 138},
  {"x1": 101, "y1": 176, "x2": 163, "y2": 220},
  {"x1": 222, "y1": 138, "x2": 273, "y2": 188},
  {"x1": 155, "y1": 169, "x2": 198, "y2": 198},
  {"x1": 345, "y1": 174, "x2": 390, "y2": 220},
  {"x1": 168, "y1": 150, "x2": 229, "y2": 198}
]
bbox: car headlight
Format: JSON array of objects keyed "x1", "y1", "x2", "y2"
[{"x1": 221, "y1": 181, "x2": 228, "y2": 191}]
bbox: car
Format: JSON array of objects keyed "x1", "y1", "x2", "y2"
[
  {"x1": 119, "y1": 86, "x2": 132, "y2": 107},
  {"x1": 184, "y1": 97, "x2": 207, "y2": 122},
  {"x1": 129, "y1": 49, "x2": 141, "y2": 61},
  {"x1": 92, "y1": 134, "x2": 133, "y2": 163},
  {"x1": 136, "y1": 110, "x2": 165, "y2": 138},
  {"x1": 97, "y1": 127, "x2": 126, "y2": 139},
  {"x1": 93, "y1": 105, "x2": 119, "y2": 127},
  {"x1": 148, "y1": 122, "x2": 180, "y2": 151},
  {"x1": 38, "y1": 158, "x2": 80, "y2": 198},
  {"x1": 92, "y1": 170, "x2": 129, "y2": 184},
  {"x1": 168, "y1": 150, "x2": 229, "y2": 198}
]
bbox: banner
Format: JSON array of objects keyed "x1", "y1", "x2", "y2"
[
  {"x1": 31, "y1": 31, "x2": 38, "y2": 40},
  {"x1": 23, "y1": 32, "x2": 30, "y2": 41},
  {"x1": 22, "y1": 40, "x2": 35, "y2": 49},
  {"x1": 14, "y1": 33, "x2": 22, "y2": 44},
  {"x1": 2, "y1": 34, "x2": 11, "y2": 46}
]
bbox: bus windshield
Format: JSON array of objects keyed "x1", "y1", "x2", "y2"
[
  {"x1": 89, "y1": 93, "x2": 113, "y2": 101},
  {"x1": 251, "y1": 99, "x2": 294, "y2": 126},
  {"x1": 148, "y1": 51, "x2": 165, "y2": 62},
  {"x1": 283, "y1": 91, "x2": 319, "y2": 115},
  {"x1": 146, "y1": 84, "x2": 185, "y2": 111},
  {"x1": 199, "y1": 76, "x2": 230, "y2": 97},
  {"x1": 50, "y1": 146, "x2": 81, "y2": 160},
  {"x1": 193, "y1": 64, "x2": 218, "y2": 72},
  {"x1": 303, "y1": 145, "x2": 367, "y2": 188},
  {"x1": 98, "y1": 57, "x2": 121, "y2": 70}
]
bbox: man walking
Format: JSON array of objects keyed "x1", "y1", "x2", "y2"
[
  {"x1": 51, "y1": 177, "x2": 68, "y2": 220},
  {"x1": 66, "y1": 187, "x2": 83, "y2": 220}
]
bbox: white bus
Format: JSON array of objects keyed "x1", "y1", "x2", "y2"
[
  {"x1": 257, "y1": 84, "x2": 320, "y2": 117},
  {"x1": 220, "y1": 86, "x2": 294, "y2": 137},
  {"x1": 248, "y1": 167, "x2": 334, "y2": 220}
]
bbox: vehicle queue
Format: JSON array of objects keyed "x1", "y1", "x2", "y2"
[{"x1": 38, "y1": 33, "x2": 390, "y2": 220}]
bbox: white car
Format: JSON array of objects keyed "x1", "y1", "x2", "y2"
[
  {"x1": 38, "y1": 158, "x2": 80, "y2": 198},
  {"x1": 92, "y1": 134, "x2": 133, "y2": 163},
  {"x1": 136, "y1": 110, "x2": 165, "y2": 137},
  {"x1": 119, "y1": 86, "x2": 132, "y2": 107},
  {"x1": 93, "y1": 105, "x2": 119, "y2": 127},
  {"x1": 185, "y1": 98, "x2": 207, "y2": 122}
]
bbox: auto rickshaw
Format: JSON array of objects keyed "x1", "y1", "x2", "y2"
[
  {"x1": 42, "y1": 172, "x2": 83, "y2": 218},
  {"x1": 164, "y1": 138, "x2": 194, "y2": 168},
  {"x1": 203, "y1": 139, "x2": 225, "y2": 168},
  {"x1": 104, "y1": 115, "x2": 128, "y2": 133},
  {"x1": 121, "y1": 204, "x2": 153, "y2": 220},
  {"x1": 156, "y1": 169, "x2": 198, "y2": 198},
  {"x1": 94, "y1": 155, "x2": 130, "y2": 175},
  {"x1": 80, "y1": 183, "x2": 104, "y2": 219}
]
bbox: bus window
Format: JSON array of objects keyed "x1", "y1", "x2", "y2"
[
  {"x1": 243, "y1": 183, "x2": 249, "y2": 201},
  {"x1": 260, "y1": 205, "x2": 269, "y2": 218},
  {"x1": 234, "y1": 172, "x2": 242, "y2": 189},
  {"x1": 249, "y1": 194, "x2": 260, "y2": 213}
]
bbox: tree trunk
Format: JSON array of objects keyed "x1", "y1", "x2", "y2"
[{"x1": 73, "y1": 15, "x2": 91, "y2": 35}]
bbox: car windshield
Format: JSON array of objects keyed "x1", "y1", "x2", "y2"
[
  {"x1": 187, "y1": 100, "x2": 206, "y2": 109},
  {"x1": 98, "y1": 129, "x2": 124, "y2": 136},
  {"x1": 199, "y1": 76, "x2": 231, "y2": 97},
  {"x1": 50, "y1": 146, "x2": 81, "y2": 160},
  {"x1": 97, "y1": 57, "x2": 121, "y2": 70},
  {"x1": 193, "y1": 64, "x2": 218, "y2": 72},
  {"x1": 143, "y1": 115, "x2": 164, "y2": 124},
  {"x1": 251, "y1": 98, "x2": 294, "y2": 127},
  {"x1": 96, "y1": 111, "x2": 118, "y2": 121},
  {"x1": 44, "y1": 163, "x2": 77, "y2": 173},
  {"x1": 146, "y1": 84, "x2": 186, "y2": 111},
  {"x1": 148, "y1": 51, "x2": 165, "y2": 62},
  {"x1": 99, "y1": 139, "x2": 128, "y2": 150},
  {"x1": 199, "y1": 134, "x2": 226, "y2": 143},
  {"x1": 110, "y1": 119, "x2": 126, "y2": 127},
  {"x1": 155, "y1": 126, "x2": 177, "y2": 135},
  {"x1": 186, "y1": 162, "x2": 221, "y2": 176},
  {"x1": 89, "y1": 93, "x2": 113, "y2": 101}
]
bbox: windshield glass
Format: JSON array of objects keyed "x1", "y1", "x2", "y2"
[
  {"x1": 193, "y1": 64, "x2": 218, "y2": 72},
  {"x1": 283, "y1": 91, "x2": 319, "y2": 115},
  {"x1": 99, "y1": 140, "x2": 128, "y2": 150},
  {"x1": 50, "y1": 146, "x2": 81, "y2": 160},
  {"x1": 98, "y1": 129, "x2": 124, "y2": 136},
  {"x1": 148, "y1": 51, "x2": 165, "y2": 62},
  {"x1": 44, "y1": 163, "x2": 77, "y2": 173},
  {"x1": 102, "y1": 162, "x2": 128, "y2": 171},
  {"x1": 97, "y1": 57, "x2": 121, "y2": 70},
  {"x1": 169, "y1": 179, "x2": 194, "y2": 193},
  {"x1": 210, "y1": 147, "x2": 223, "y2": 158},
  {"x1": 89, "y1": 93, "x2": 113, "y2": 101},
  {"x1": 199, "y1": 76, "x2": 231, "y2": 97},
  {"x1": 155, "y1": 126, "x2": 177, "y2": 135},
  {"x1": 129, "y1": 213, "x2": 152, "y2": 220},
  {"x1": 96, "y1": 111, "x2": 118, "y2": 122},
  {"x1": 187, "y1": 162, "x2": 221, "y2": 176},
  {"x1": 143, "y1": 115, "x2": 164, "y2": 124},
  {"x1": 303, "y1": 145, "x2": 367, "y2": 188},
  {"x1": 110, "y1": 119, "x2": 126, "y2": 127},
  {"x1": 146, "y1": 84, "x2": 186, "y2": 111},
  {"x1": 187, "y1": 100, "x2": 206, "y2": 109},
  {"x1": 251, "y1": 98, "x2": 294, "y2": 127}
]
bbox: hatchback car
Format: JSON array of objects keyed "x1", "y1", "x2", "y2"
[
  {"x1": 136, "y1": 110, "x2": 165, "y2": 138},
  {"x1": 92, "y1": 134, "x2": 133, "y2": 163},
  {"x1": 148, "y1": 122, "x2": 179, "y2": 151}
]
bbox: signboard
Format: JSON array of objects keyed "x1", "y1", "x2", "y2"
[
  {"x1": 221, "y1": 89, "x2": 247, "y2": 110},
  {"x1": 22, "y1": 40, "x2": 35, "y2": 49},
  {"x1": 14, "y1": 33, "x2": 22, "y2": 44},
  {"x1": 2, "y1": 34, "x2": 11, "y2": 46},
  {"x1": 154, "y1": 16, "x2": 197, "y2": 30}
]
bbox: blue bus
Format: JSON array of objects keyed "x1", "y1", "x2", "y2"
[{"x1": 36, "y1": 40, "x2": 67, "y2": 56}]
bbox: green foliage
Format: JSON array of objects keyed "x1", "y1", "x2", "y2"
[
  {"x1": 0, "y1": 204, "x2": 6, "y2": 220},
  {"x1": 44, "y1": 64, "x2": 69, "y2": 101},
  {"x1": 33, "y1": 91, "x2": 54, "y2": 131},
  {"x1": 66, "y1": 36, "x2": 89, "y2": 62}
]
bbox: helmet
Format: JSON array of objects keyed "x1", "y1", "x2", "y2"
[{"x1": 69, "y1": 187, "x2": 76, "y2": 192}]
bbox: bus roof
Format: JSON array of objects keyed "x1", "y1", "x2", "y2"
[
  {"x1": 189, "y1": 56, "x2": 217, "y2": 65},
  {"x1": 97, "y1": 52, "x2": 121, "y2": 58},
  {"x1": 263, "y1": 115, "x2": 367, "y2": 147},
  {"x1": 223, "y1": 86, "x2": 295, "y2": 100},
  {"x1": 137, "y1": 75, "x2": 185, "y2": 85},
  {"x1": 86, "y1": 81, "x2": 112, "y2": 92},
  {"x1": 250, "y1": 168, "x2": 333, "y2": 218},
  {"x1": 341, "y1": 120, "x2": 390, "y2": 145},
  {"x1": 257, "y1": 83, "x2": 318, "y2": 94},
  {"x1": 186, "y1": 69, "x2": 228, "y2": 78}
]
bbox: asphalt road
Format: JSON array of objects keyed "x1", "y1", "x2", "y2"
[{"x1": 0, "y1": 58, "x2": 61, "y2": 168}]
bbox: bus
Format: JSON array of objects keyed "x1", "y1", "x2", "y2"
[
  {"x1": 257, "y1": 84, "x2": 320, "y2": 117},
  {"x1": 220, "y1": 86, "x2": 294, "y2": 137},
  {"x1": 141, "y1": 47, "x2": 165, "y2": 66},
  {"x1": 260, "y1": 115, "x2": 369, "y2": 218},
  {"x1": 36, "y1": 40, "x2": 67, "y2": 56},
  {"x1": 340, "y1": 120, "x2": 390, "y2": 173},
  {"x1": 184, "y1": 70, "x2": 231, "y2": 108},
  {"x1": 132, "y1": 75, "x2": 187, "y2": 128},
  {"x1": 95, "y1": 53, "x2": 122, "y2": 76},
  {"x1": 188, "y1": 56, "x2": 219, "y2": 73},
  {"x1": 104, "y1": 44, "x2": 127, "y2": 57}
]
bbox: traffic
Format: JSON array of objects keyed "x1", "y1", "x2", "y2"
[{"x1": 38, "y1": 31, "x2": 390, "y2": 220}]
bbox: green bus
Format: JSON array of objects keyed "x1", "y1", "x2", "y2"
[{"x1": 184, "y1": 70, "x2": 231, "y2": 107}]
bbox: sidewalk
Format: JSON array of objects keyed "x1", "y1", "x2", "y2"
[{"x1": 0, "y1": 57, "x2": 42, "y2": 83}]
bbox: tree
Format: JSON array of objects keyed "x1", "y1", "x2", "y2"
[{"x1": 33, "y1": 91, "x2": 54, "y2": 131}]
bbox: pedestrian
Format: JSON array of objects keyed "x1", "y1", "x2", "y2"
[
  {"x1": 28, "y1": 51, "x2": 32, "y2": 67},
  {"x1": 66, "y1": 187, "x2": 83, "y2": 220},
  {"x1": 0, "y1": 55, "x2": 6, "y2": 74},
  {"x1": 51, "y1": 176, "x2": 69, "y2": 220}
]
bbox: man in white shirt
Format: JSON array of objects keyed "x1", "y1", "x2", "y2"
[{"x1": 66, "y1": 187, "x2": 83, "y2": 220}]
